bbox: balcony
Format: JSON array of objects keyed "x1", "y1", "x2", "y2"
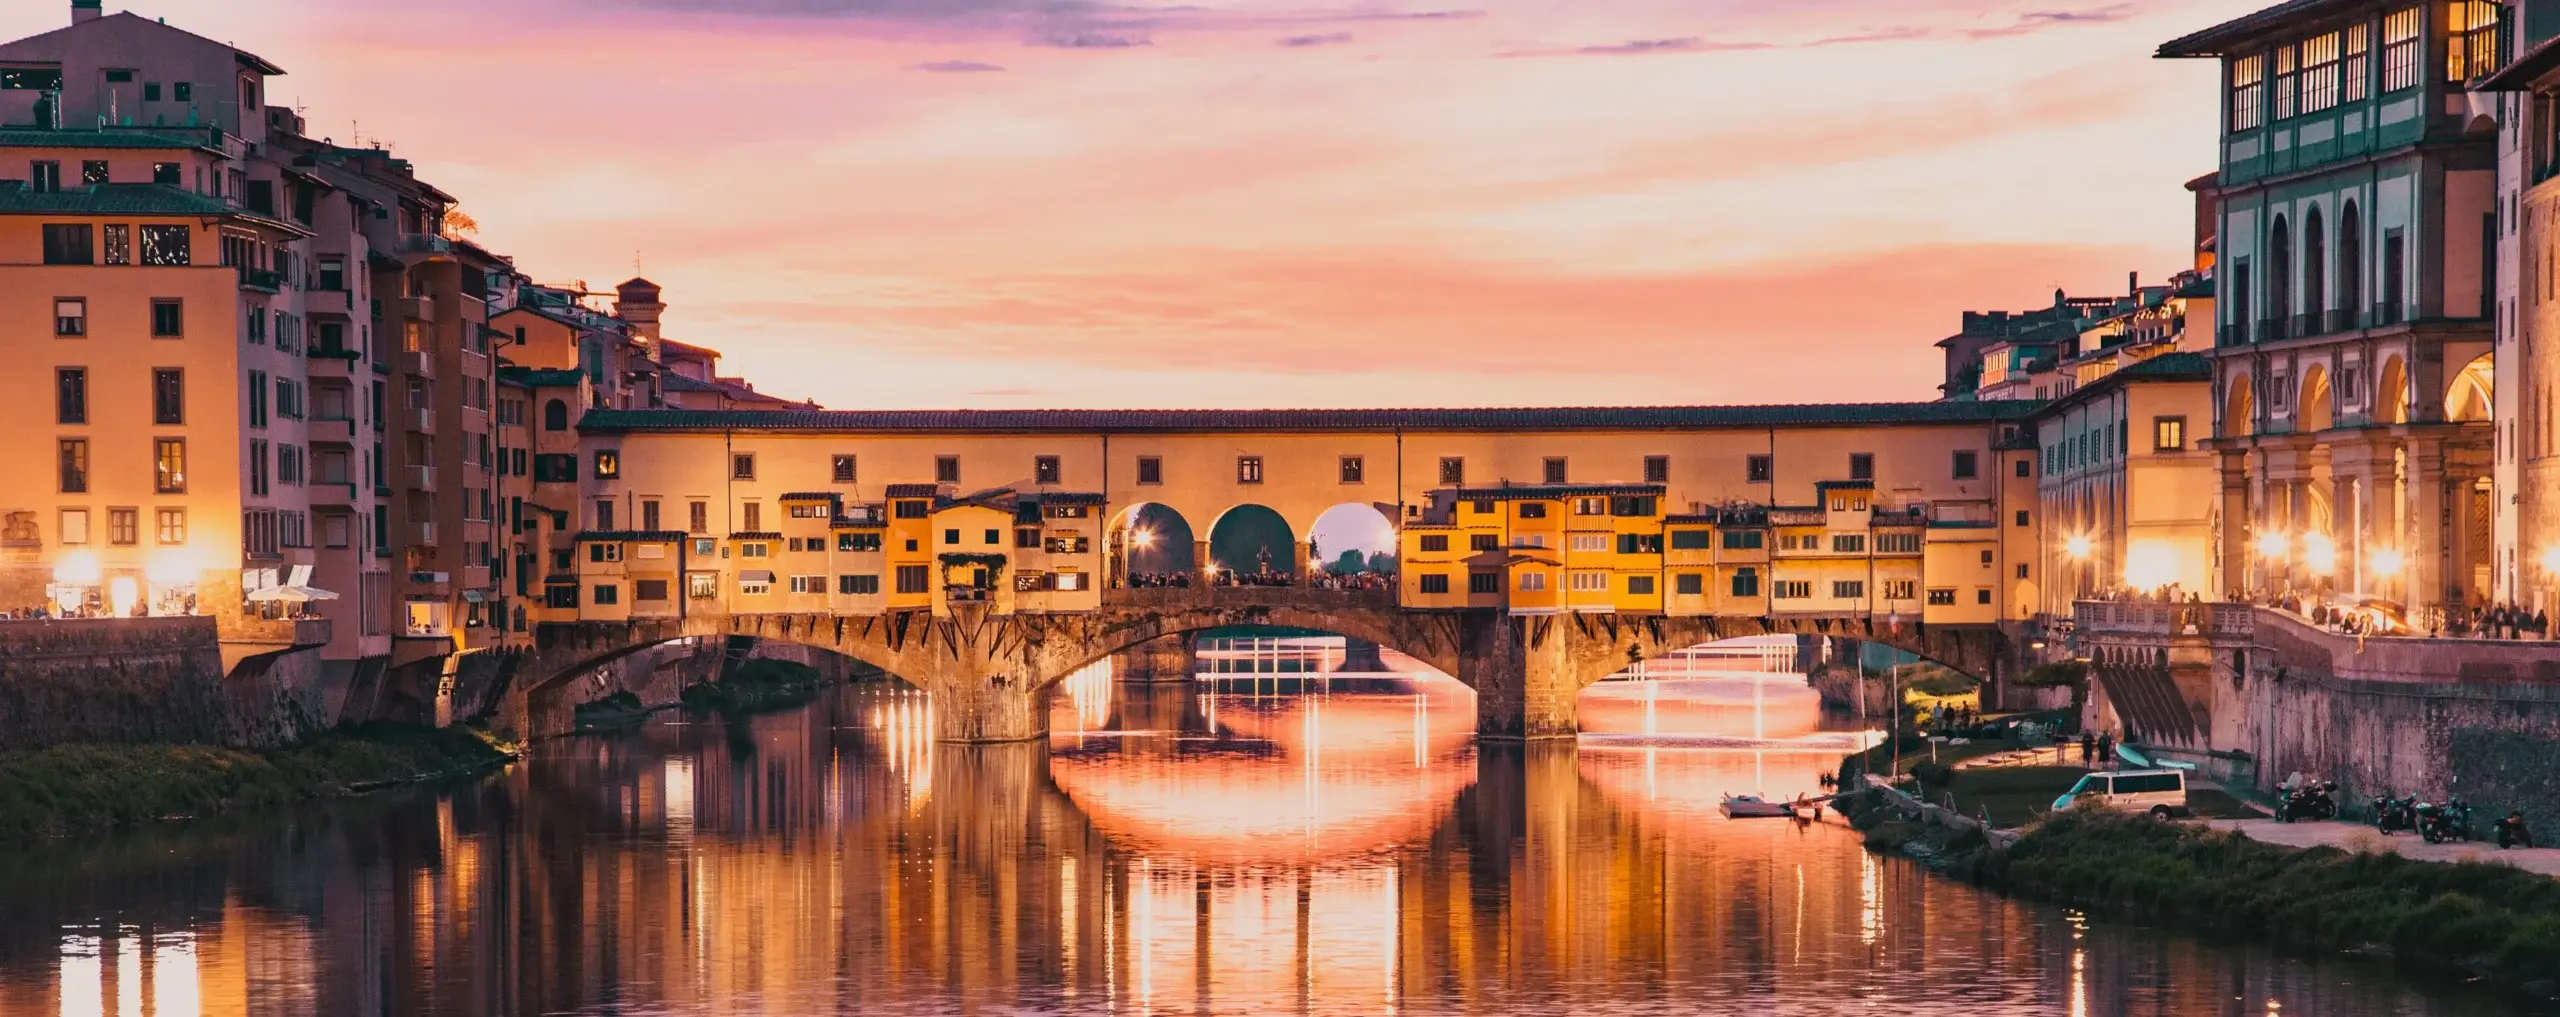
[
  {"x1": 2327, "y1": 308, "x2": 2359, "y2": 333},
  {"x1": 407, "y1": 464, "x2": 438, "y2": 491},
  {"x1": 398, "y1": 233, "x2": 454, "y2": 258},
  {"x1": 309, "y1": 480, "x2": 358, "y2": 508},
  {"x1": 409, "y1": 522, "x2": 438, "y2": 547},
  {"x1": 2254, "y1": 317, "x2": 2290, "y2": 343},
  {"x1": 2371, "y1": 300, "x2": 2404, "y2": 327},
  {"x1": 2294, "y1": 311, "x2": 2324, "y2": 338},
  {"x1": 406, "y1": 407, "x2": 435, "y2": 433},
  {"x1": 236, "y1": 267, "x2": 283, "y2": 292},
  {"x1": 402, "y1": 349, "x2": 435, "y2": 377},
  {"x1": 306, "y1": 288, "x2": 352, "y2": 318},
  {"x1": 308, "y1": 344, "x2": 363, "y2": 376},
  {"x1": 396, "y1": 295, "x2": 435, "y2": 321}
]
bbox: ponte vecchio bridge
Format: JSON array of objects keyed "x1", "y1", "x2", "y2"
[{"x1": 496, "y1": 401, "x2": 2045, "y2": 741}]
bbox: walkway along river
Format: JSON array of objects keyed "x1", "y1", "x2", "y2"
[{"x1": 0, "y1": 656, "x2": 2534, "y2": 1015}]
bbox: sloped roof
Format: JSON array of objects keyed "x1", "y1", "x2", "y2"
[
  {"x1": 0, "y1": 128, "x2": 222, "y2": 152},
  {"x1": 1449, "y1": 483, "x2": 1663, "y2": 500},
  {"x1": 2156, "y1": 0, "x2": 2358, "y2": 58},
  {"x1": 0, "y1": 180, "x2": 286, "y2": 224},
  {"x1": 580, "y1": 401, "x2": 2042, "y2": 435},
  {"x1": 0, "y1": 12, "x2": 284, "y2": 75}
]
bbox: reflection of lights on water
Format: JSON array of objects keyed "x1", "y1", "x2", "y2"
[
  {"x1": 1064, "y1": 657, "x2": 1112, "y2": 737},
  {"x1": 1411, "y1": 693, "x2": 1426, "y2": 770},
  {"x1": 1136, "y1": 858, "x2": 1155, "y2": 1012},
  {"x1": 664, "y1": 757, "x2": 695, "y2": 843},
  {"x1": 1858, "y1": 852, "x2": 1881, "y2": 946},
  {"x1": 1792, "y1": 864, "x2": 1805, "y2": 964},
  {"x1": 872, "y1": 689, "x2": 935, "y2": 805},
  {"x1": 1383, "y1": 864, "x2": 1400, "y2": 1013},
  {"x1": 153, "y1": 933, "x2": 199, "y2": 1017},
  {"x1": 1061, "y1": 857, "x2": 1079, "y2": 999},
  {"x1": 60, "y1": 931, "x2": 203, "y2": 1017},
  {"x1": 57, "y1": 934, "x2": 99, "y2": 1017},
  {"x1": 2070, "y1": 947, "x2": 2087, "y2": 1017}
]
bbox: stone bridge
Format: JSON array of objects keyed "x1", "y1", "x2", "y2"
[{"x1": 500, "y1": 588, "x2": 2007, "y2": 742}]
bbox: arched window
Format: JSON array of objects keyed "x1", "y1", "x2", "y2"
[
  {"x1": 543, "y1": 398, "x2": 568, "y2": 431},
  {"x1": 2266, "y1": 215, "x2": 2293, "y2": 338},
  {"x1": 2337, "y1": 200, "x2": 2362, "y2": 322},
  {"x1": 2302, "y1": 209, "x2": 2326, "y2": 333}
]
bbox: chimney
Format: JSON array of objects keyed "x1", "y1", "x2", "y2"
[
  {"x1": 2128, "y1": 270, "x2": 2139, "y2": 296},
  {"x1": 72, "y1": 0, "x2": 101, "y2": 24}
]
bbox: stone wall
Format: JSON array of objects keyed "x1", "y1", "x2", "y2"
[{"x1": 0, "y1": 617, "x2": 330, "y2": 748}]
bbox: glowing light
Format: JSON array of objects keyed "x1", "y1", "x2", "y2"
[
  {"x1": 2302, "y1": 532, "x2": 2337, "y2": 576},
  {"x1": 1130, "y1": 528, "x2": 1155, "y2": 549},
  {"x1": 51, "y1": 550, "x2": 101, "y2": 585},
  {"x1": 2123, "y1": 539, "x2": 2179, "y2": 588},
  {"x1": 144, "y1": 547, "x2": 203, "y2": 586},
  {"x1": 2255, "y1": 530, "x2": 2290, "y2": 560},
  {"x1": 2369, "y1": 548, "x2": 2406, "y2": 577},
  {"x1": 2542, "y1": 546, "x2": 2560, "y2": 574},
  {"x1": 2063, "y1": 534, "x2": 2093, "y2": 560},
  {"x1": 110, "y1": 576, "x2": 140, "y2": 617}
]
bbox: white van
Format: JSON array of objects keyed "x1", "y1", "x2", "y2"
[{"x1": 2051, "y1": 769, "x2": 2190, "y2": 819}]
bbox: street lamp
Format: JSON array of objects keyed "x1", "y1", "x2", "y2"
[
  {"x1": 2302, "y1": 532, "x2": 2338, "y2": 577},
  {"x1": 2369, "y1": 547, "x2": 2406, "y2": 578},
  {"x1": 1130, "y1": 528, "x2": 1155, "y2": 549},
  {"x1": 2255, "y1": 530, "x2": 2290, "y2": 561},
  {"x1": 2064, "y1": 534, "x2": 2094, "y2": 560}
]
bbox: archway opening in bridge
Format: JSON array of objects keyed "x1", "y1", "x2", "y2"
[
  {"x1": 2376, "y1": 355, "x2": 2409, "y2": 424},
  {"x1": 1305, "y1": 502, "x2": 1397, "y2": 582},
  {"x1": 1207, "y1": 504, "x2": 1297, "y2": 584},
  {"x1": 2445, "y1": 351, "x2": 2493, "y2": 423},
  {"x1": 1108, "y1": 502, "x2": 1197, "y2": 586}
]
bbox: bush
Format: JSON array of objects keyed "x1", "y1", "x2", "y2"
[
  {"x1": 2019, "y1": 661, "x2": 2089, "y2": 687},
  {"x1": 1907, "y1": 761, "x2": 1957, "y2": 789}
]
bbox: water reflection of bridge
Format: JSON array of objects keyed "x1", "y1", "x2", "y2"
[{"x1": 3, "y1": 681, "x2": 2417, "y2": 1016}]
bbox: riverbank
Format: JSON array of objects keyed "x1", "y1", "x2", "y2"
[
  {"x1": 0, "y1": 723, "x2": 515, "y2": 844},
  {"x1": 1839, "y1": 791, "x2": 2560, "y2": 1001}
]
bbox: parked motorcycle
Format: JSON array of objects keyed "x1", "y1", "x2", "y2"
[
  {"x1": 2277, "y1": 780, "x2": 2338, "y2": 823},
  {"x1": 2372, "y1": 793, "x2": 2419, "y2": 835},
  {"x1": 2495, "y1": 811, "x2": 2535, "y2": 850},
  {"x1": 2416, "y1": 797, "x2": 2473, "y2": 844}
]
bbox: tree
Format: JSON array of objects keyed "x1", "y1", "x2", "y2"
[
  {"x1": 1366, "y1": 551, "x2": 1398, "y2": 575},
  {"x1": 1334, "y1": 549, "x2": 1369, "y2": 575}
]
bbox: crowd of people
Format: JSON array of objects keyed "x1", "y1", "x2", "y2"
[
  {"x1": 2429, "y1": 602, "x2": 2552, "y2": 641},
  {"x1": 1121, "y1": 572, "x2": 1195, "y2": 588},
  {"x1": 1307, "y1": 569, "x2": 1394, "y2": 592}
]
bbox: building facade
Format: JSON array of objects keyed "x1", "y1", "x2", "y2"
[
  {"x1": 2480, "y1": 2, "x2": 2560, "y2": 612},
  {"x1": 2162, "y1": 0, "x2": 2505, "y2": 615}
]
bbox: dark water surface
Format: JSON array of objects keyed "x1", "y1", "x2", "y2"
[{"x1": 0, "y1": 664, "x2": 2526, "y2": 1016}]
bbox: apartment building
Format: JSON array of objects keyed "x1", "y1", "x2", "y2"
[{"x1": 2477, "y1": 2, "x2": 2560, "y2": 611}]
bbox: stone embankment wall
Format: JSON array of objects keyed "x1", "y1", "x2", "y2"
[
  {"x1": 0, "y1": 618, "x2": 329, "y2": 748},
  {"x1": 2236, "y1": 611, "x2": 2560, "y2": 817}
]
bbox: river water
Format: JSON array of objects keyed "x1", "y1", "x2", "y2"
[{"x1": 0, "y1": 655, "x2": 2526, "y2": 1016}]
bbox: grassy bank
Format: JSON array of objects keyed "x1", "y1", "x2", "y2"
[
  {"x1": 0, "y1": 723, "x2": 514, "y2": 844},
  {"x1": 1842, "y1": 793, "x2": 2560, "y2": 1001}
]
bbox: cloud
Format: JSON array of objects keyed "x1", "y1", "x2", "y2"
[
  {"x1": 1965, "y1": 3, "x2": 2137, "y2": 38},
  {"x1": 1281, "y1": 31, "x2": 1354, "y2": 48},
  {"x1": 908, "y1": 58, "x2": 1006, "y2": 71},
  {"x1": 1807, "y1": 26, "x2": 1934, "y2": 46},
  {"x1": 1034, "y1": 28, "x2": 1151, "y2": 47},
  {"x1": 1498, "y1": 37, "x2": 1773, "y2": 58}
]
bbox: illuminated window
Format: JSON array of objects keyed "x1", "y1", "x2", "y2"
[
  {"x1": 2154, "y1": 416, "x2": 2188, "y2": 451},
  {"x1": 2230, "y1": 53, "x2": 2266, "y2": 129},
  {"x1": 2447, "y1": 1, "x2": 2500, "y2": 82},
  {"x1": 2382, "y1": 7, "x2": 2421, "y2": 92},
  {"x1": 2343, "y1": 23, "x2": 2369, "y2": 102},
  {"x1": 2300, "y1": 31, "x2": 2340, "y2": 112},
  {"x1": 2272, "y1": 43, "x2": 2298, "y2": 121},
  {"x1": 154, "y1": 438, "x2": 186, "y2": 493}
]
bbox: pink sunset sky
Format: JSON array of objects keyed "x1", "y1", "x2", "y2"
[{"x1": 8, "y1": 0, "x2": 2242, "y2": 409}]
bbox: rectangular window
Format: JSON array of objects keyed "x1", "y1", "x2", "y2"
[
  {"x1": 832, "y1": 454, "x2": 857, "y2": 483},
  {"x1": 1339, "y1": 456, "x2": 1364, "y2": 484},
  {"x1": 1627, "y1": 575, "x2": 1655, "y2": 596},
  {"x1": 1772, "y1": 580, "x2": 1811, "y2": 599},
  {"x1": 1471, "y1": 533, "x2": 1500, "y2": 552},
  {"x1": 1542, "y1": 457, "x2": 1567, "y2": 484},
  {"x1": 730, "y1": 453, "x2": 755, "y2": 480},
  {"x1": 1883, "y1": 578, "x2": 1916, "y2": 600},
  {"x1": 1832, "y1": 580, "x2": 1864, "y2": 599},
  {"x1": 741, "y1": 501, "x2": 761, "y2": 531},
  {"x1": 1569, "y1": 533, "x2": 1610, "y2": 552},
  {"x1": 1977, "y1": 589, "x2": 1993, "y2": 605},
  {"x1": 2301, "y1": 31, "x2": 2341, "y2": 113},
  {"x1": 690, "y1": 501, "x2": 709, "y2": 534},
  {"x1": 1721, "y1": 530, "x2": 1764, "y2": 550},
  {"x1": 896, "y1": 564, "x2": 931, "y2": 594},
  {"x1": 138, "y1": 225, "x2": 189, "y2": 266},
  {"x1": 102, "y1": 225, "x2": 128, "y2": 266},
  {"x1": 1616, "y1": 533, "x2": 1662, "y2": 554},
  {"x1": 1518, "y1": 571, "x2": 1547, "y2": 592},
  {"x1": 2015, "y1": 509, "x2": 2032, "y2": 528},
  {"x1": 2382, "y1": 7, "x2": 2421, "y2": 92},
  {"x1": 1675, "y1": 572, "x2": 1704, "y2": 595},
  {"x1": 154, "y1": 438, "x2": 186, "y2": 493},
  {"x1": 935, "y1": 455, "x2": 960, "y2": 483},
  {"x1": 2229, "y1": 53, "x2": 2266, "y2": 130},
  {"x1": 2153, "y1": 416, "x2": 2187, "y2": 451},
  {"x1": 2017, "y1": 563, "x2": 2031, "y2": 580},
  {"x1": 59, "y1": 508, "x2": 89, "y2": 545},
  {"x1": 789, "y1": 575, "x2": 824, "y2": 594},
  {"x1": 2016, "y1": 458, "x2": 2032, "y2": 478},
  {"x1": 687, "y1": 573, "x2": 718, "y2": 599},
  {"x1": 1518, "y1": 503, "x2": 1548, "y2": 519},
  {"x1": 153, "y1": 369, "x2": 183, "y2": 425},
  {"x1": 1137, "y1": 456, "x2": 1162, "y2": 485},
  {"x1": 2343, "y1": 22, "x2": 2370, "y2": 102},
  {"x1": 1468, "y1": 571, "x2": 1501, "y2": 595},
  {"x1": 1670, "y1": 529, "x2": 1712, "y2": 550},
  {"x1": 150, "y1": 506, "x2": 188, "y2": 546},
  {"x1": 151, "y1": 299, "x2": 183, "y2": 337},
  {"x1": 2448, "y1": 0, "x2": 2500, "y2": 82},
  {"x1": 1746, "y1": 454, "x2": 1772, "y2": 483},
  {"x1": 29, "y1": 160, "x2": 60, "y2": 193},
  {"x1": 1927, "y1": 588, "x2": 1956, "y2": 606},
  {"x1": 1437, "y1": 457, "x2": 1464, "y2": 486},
  {"x1": 41, "y1": 224, "x2": 92, "y2": 265},
  {"x1": 80, "y1": 160, "x2": 108, "y2": 185},
  {"x1": 1952, "y1": 450, "x2": 1978, "y2": 480},
  {"x1": 634, "y1": 579, "x2": 670, "y2": 602},
  {"x1": 593, "y1": 449, "x2": 620, "y2": 479},
  {"x1": 839, "y1": 574, "x2": 881, "y2": 595},
  {"x1": 57, "y1": 438, "x2": 88, "y2": 493},
  {"x1": 2272, "y1": 43, "x2": 2298, "y2": 121},
  {"x1": 641, "y1": 500, "x2": 660, "y2": 532},
  {"x1": 152, "y1": 162, "x2": 180, "y2": 186},
  {"x1": 838, "y1": 532, "x2": 883, "y2": 552},
  {"x1": 54, "y1": 297, "x2": 85, "y2": 337},
  {"x1": 983, "y1": 528, "x2": 1001, "y2": 545},
  {"x1": 174, "y1": 82, "x2": 191, "y2": 101},
  {"x1": 1034, "y1": 455, "x2": 1061, "y2": 485},
  {"x1": 1418, "y1": 573, "x2": 1450, "y2": 594},
  {"x1": 56, "y1": 368, "x2": 86, "y2": 424},
  {"x1": 1848, "y1": 453, "x2": 1874, "y2": 480},
  {"x1": 1643, "y1": 455, "x2": 1669, "y2": 483},
  {"x1": 1831, "y1": 534, "x2": 1866, "y2": 553},
  {"x1": 1877, "y1": 532, "x2": 1921, "y2": 554},
  {"x1": 1730, "y1": 568, "x2": 1760, "y2": 597},
  {"x1": 1568, "y1": 572, "x2": 1609, "y2": 593},
  {"x1": 1419, "y1": 534, "x2": 1449, "y2": 552},
  {"x1": 594, "y1": 499, "x2": 616, "y2": 531},
  {"x1": 1236, "y1": 455, "x2": 1263, "y2": 484},
  {"x1": 546, "y1": 585, "x2": 581, "y2": 609}
]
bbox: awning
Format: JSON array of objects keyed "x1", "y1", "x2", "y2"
[
  {"x1": 246, "y1": 585, "x2": 340, "y2": 602},
  {"x1": 740, "y1": 570, "x2": 776, "y2": 583}
]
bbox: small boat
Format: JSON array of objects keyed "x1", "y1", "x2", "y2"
[{"x1": 1720, "y1": 794, "x2": 1795, "y2": 819}]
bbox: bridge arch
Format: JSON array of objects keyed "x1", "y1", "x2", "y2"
[
  {"x1": 1307, "y1": 501, "x2": 1398, "y2": 578},
  {"x1": 1107, "y1": 501, "x2": 1198, "y2": 586},
  {"x1": 1206, "y1": 503, "x2": 1297, "y2": 580}
]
